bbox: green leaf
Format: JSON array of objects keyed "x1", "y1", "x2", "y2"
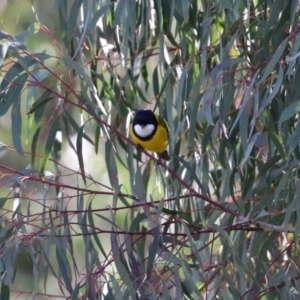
[
  {"x1": 40, "y1": 116, "x2": 59, "y2": 175},
  {"x1": 0, "y1": 42, "x2": 10, "y2": 67},
  {"x1": 30, "y1": 68, "x2": 53, "y2": 83},
  {"x1": 0, "y1": 73, "x2": 27, "y2": 116},
  {"x1": 76, "y1": 123, "x2": 87, "y2": 184},
  {"x1": 179, "y1": 252, "x2": 201, "y2": 298},
  {"x1": 56, "y1": 1, "x2": 69, "y2": 47},
  {"x1": 175, "y1": 0, "x2": 190, "y2": 21},
  {"x1": 0, "y1": 144, "x2": 8, "y2": 160},
  {"x1": 89, "y1": 3, "x2": 112, "y2": 28},
  {"x1": 111, "y1": 230, "x2": 136, "y2": 299},
  {"x1": 30, "y1": 93, "x2": 53, "y2": 123},
  {"x1": 94, "y1": 123, "x2": 100, "y2": 154},
  {"x1": 146, "y1": 225, "x2": 160, "y2": 280},
  {"x1": 105, "y1": 140, "x2": 118, "y2": 190},
  {"x1": 229, "y1": 72, "x2": 257, "y2": 135},
  {"x1": 258, "y1": 64, "x2": 283, "y2": 115},
  {"x1": 11, "y1": 95, "x2": 24, "y2": 156},
  {"x1": 0, "y1": 280, "x2": 9, "y2": 300},
  {"x1": 240, "y1": 132, "x2": 260, "y2": 172},
  {"x1": 68, "y1": 0, "x2": 83, "y2": 41},
  {"x1": 56, "y1": 242, "x2": 73, "y2": 294},
  {"x1": 133, "y1": 166, "x2": 146, "y2": 201},
  {"x1": 258, "y1": 37, "x2": 289, "y2": 84},
  {"x1": 176, "y1": 62, "x2": 189, "y2": 118},
  {"x1": 31, "y1": 127, "x2": 40, "y2": 166},
  {"x1": 63, "y1": 109, "x2": 94, "y2": 145},
  {"x1": 279, "y1": 101, "x2": 300, "y2": 125},
  {"x1": 71, "y1": 283, "x2": 81, "y2": 300},
  {"x1": 62, "y1": 57, "x2": 107, "y2": 115}
]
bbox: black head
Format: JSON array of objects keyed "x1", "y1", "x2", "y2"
[{"x1": 133, "y1": 110, "x2": 157, "y2": 126}]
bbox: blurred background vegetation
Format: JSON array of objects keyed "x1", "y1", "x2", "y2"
[{"x1": 1, "y1": 0, "x2": 300, "y2": 299}]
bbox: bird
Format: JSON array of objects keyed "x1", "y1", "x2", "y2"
[{"x1": 130, "y1": 109, "x2": 170, "y2": 161}]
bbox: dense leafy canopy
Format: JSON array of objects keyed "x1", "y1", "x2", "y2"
[{"x1": 0, "y1": 0, "x2": 300, "y2": 299}]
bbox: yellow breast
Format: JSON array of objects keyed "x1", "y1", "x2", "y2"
[{"x1": 130, "y1": 123, "x2": 168, "y2": 153}]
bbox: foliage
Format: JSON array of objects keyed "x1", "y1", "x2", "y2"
[{"x1": 0, "y1": 0, "x2": 300, "y2": 299}]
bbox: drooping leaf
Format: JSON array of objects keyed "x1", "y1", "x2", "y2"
[
  {"x1": 11, "y1": 94, "x2": 23, "y2": 156},
  {"x1": 40, "y1": 116, "x2": 59, "y2": 175}
]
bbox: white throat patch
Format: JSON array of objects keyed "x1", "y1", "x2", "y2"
[{"x1": 134, "y1": 124, "x2": 155, "y2": 138}]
